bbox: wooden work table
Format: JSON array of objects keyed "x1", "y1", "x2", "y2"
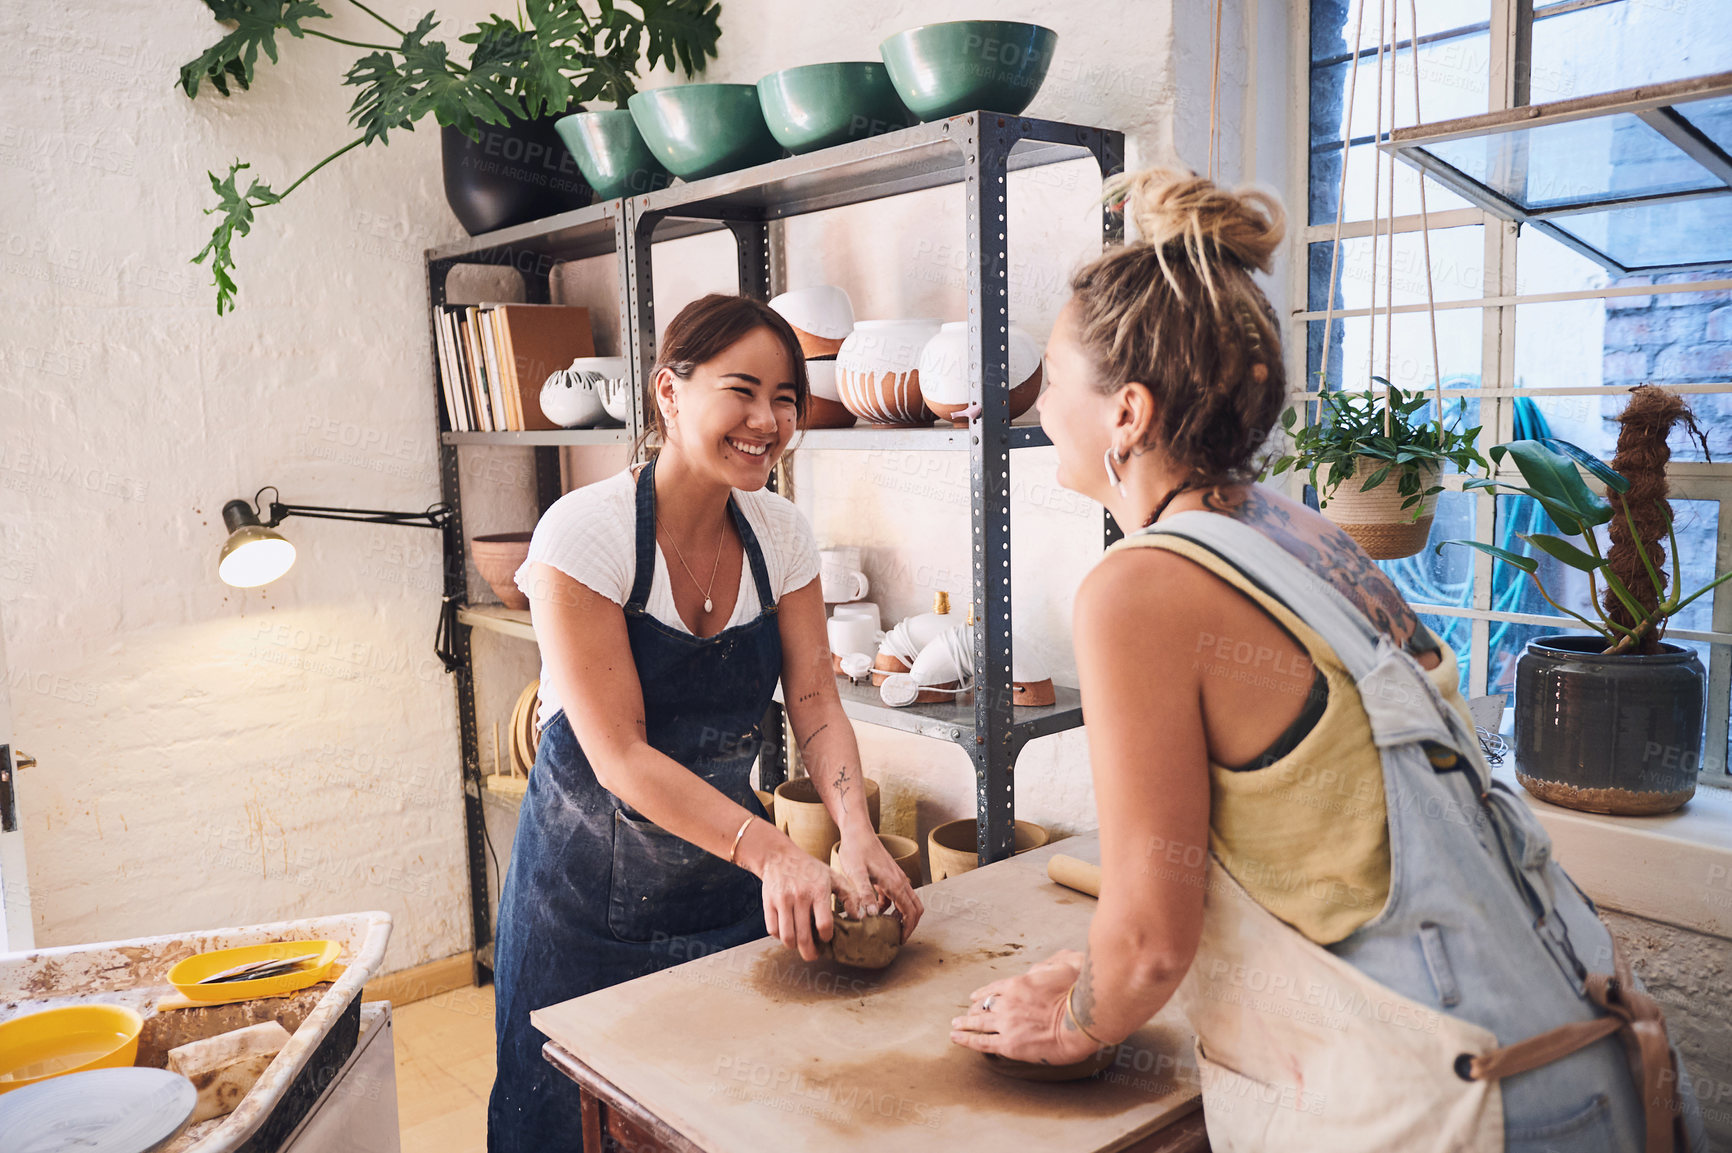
[{"x1": 532, "y1": 834, "x2": 1207, "y2": 1152}]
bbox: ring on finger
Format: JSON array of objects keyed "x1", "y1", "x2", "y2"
[{"x1": 981, "y1": 994, "x2": 997, "y2": 1012}]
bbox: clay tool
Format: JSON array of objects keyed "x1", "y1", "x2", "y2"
[
  {"x1": 1047, "y1": 854, "x2": 1102, "y2": 898},
  {"x1": 196, "y1": 953, "x2": 322, "y2": 984}
]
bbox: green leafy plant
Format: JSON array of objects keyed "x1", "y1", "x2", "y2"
[
  {"x1": 1268, "y1": 379, "x2": 1488, "y2": 519},
  {"x1": 180, "y1": 0, "x2": 723, "y2": 314},
  {"x1": 1439, "y1": 439, "x2": 1732, "y2": 656}
]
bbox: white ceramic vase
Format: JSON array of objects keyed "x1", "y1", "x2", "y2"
[
  {"x1": 836, "y1": 318, "x2": 942, "y2": 427},
  {"x1": 540, "y1": 356, "x2": 630, "y2": 429},
  {"x1": 916, "y1": 322, "x2": 1044, "y2": 426},
  {"x1": 770, "y1": 286, "x2": 855, "y2": 357}
]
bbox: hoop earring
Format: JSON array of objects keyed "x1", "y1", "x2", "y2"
[{"x1": 1102, "y1": 446, "x2": 1129, "y2": 498}]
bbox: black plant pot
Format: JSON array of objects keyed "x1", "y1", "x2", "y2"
[
  {"x1": 1514, "y1": 633, "x2": 1703, "y2": 815},
  {"x1": 441, "y1": 108, "x2": 594, "y2": 236}
]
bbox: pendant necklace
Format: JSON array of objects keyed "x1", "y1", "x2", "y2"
[{"x1": 659, "y1": 510, "x2": 727, "y2": 614}]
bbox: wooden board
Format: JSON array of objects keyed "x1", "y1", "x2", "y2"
[{"x1": 533, "y1": 835, "x2": 1199, "y2": 1153}]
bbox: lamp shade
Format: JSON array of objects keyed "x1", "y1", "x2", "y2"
[{"x1": 219, "y1": 499, "x2": 296, "y2": 588}]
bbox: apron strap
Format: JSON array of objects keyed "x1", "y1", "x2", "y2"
[
  {"x1": 1457, "y1": 933, "x2": 1687, "y2": 1153},
  {"x1": 730, "y1": 495, "x2": 778, "y2": 612},
  {"x1": 625, "y1": 458, "x2": 659, "y2": 613},
  {"x1": 626, "y1": 457, "x2": 779, "y2": 615}
]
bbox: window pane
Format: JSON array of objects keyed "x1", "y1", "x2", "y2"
[
  {"x1": 1676, "y1": 93, "x2": 1732, "y2": 156},
  {"x1": 1310, "y1": 142, "x2": 1473, "y2": 225},
  {"x1": 1531, "y1": 0, "x2": 1732, "y2": 103},
  {"x1": 1310, "y1": 32, "x2": 1492, "y2": 145},
  {"x1": 1308, "y1": 310, "x2": 1484, "y2": 394},
  {"x1": 1550, "y1": 198, "x2": 1732, "y2": 272},
  {"x1": 1514, "y1": 283, "x2": 1732, "y2": 462},
  {"x1": 1308, "y1": 227, "x2": 1486, "y2": 310},
  {"x1": 1416, "y1": 115, "x2": 1721, "y2": 212},
  {"x1": 1312, "y1": 0, "x2": 1490, "y2": 63},
  {"x1": 1515, "y1": 225, "x2": 1615, "y2": 295}
]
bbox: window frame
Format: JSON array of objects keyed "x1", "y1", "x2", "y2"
[{"x1": 1289, "y1": 0, "x2": 1732, "y2": 781}]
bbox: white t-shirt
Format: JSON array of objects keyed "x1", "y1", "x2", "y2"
[{"x1": 514, "y1": 465, "x2": 819, "y2": 729}]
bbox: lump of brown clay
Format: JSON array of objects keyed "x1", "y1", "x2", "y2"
[{"x1": 821, "y1": 909, "x2": 902, "y2": 969}]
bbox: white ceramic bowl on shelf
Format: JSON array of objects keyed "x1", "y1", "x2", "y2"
[
  {"x1": 801, "y1": 359, "x2": 856, "y2": 428},
  {"x1": 770, "y1": 286, "x2": 855, "y2": 357},
  {"x1": 835, "y1": 318, "x2": 942, "y2": 427}
]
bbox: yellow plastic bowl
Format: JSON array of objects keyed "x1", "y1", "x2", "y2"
[
  {"x1": 0, "y1": 1004, "x2": 143, "y2": 1093},
  {"x1": 167, "y1": 940, "x2": 341, "y2": 1004}
]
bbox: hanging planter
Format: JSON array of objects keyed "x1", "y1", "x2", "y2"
[
  {"x1": 1270, "y1": 379, "x2": 1485, "y2": 561},
  {"x1": 1323, "y1": 456, "x2": 1441, "y2": 560}
]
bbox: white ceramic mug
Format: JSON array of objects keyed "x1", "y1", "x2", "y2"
[
  {"x1": 827, "y1": 615, "x2": 879, "y2": 660},
  {"x1": 819, "y1": 548, "x2": 869, "y2": 602},
  {"x1": 830, "y1": 601, "x2": 881, "y2": 632}
]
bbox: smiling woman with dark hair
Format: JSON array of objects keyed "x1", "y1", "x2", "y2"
[{"x1": 488, "y1": 293, "x2": 923, "y2": 1152}]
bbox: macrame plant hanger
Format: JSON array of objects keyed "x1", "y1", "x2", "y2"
[{"x1": 1310, "y1": 0, "x2": 1447, "y2": 559}]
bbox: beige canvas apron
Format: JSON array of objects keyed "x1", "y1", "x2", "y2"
[{"x1": 1174, "y1": 859, "x2": 1503, "y2": 1151}]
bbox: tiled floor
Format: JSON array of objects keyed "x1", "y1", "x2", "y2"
[{"x1": 394, "y1": 985, "x2": 497, "y2": 1152}]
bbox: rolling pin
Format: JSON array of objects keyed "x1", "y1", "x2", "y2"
[{"x1": 1047, "y1": 854, "x2": 1101, "y2": 898}]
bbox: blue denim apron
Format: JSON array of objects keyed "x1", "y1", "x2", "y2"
[{"x1": 487, "y1": 459, "x2": 779, "y2": 1153}]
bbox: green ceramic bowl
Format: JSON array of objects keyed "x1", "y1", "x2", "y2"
[
  {"x1": 757, "y1": 62, "x2": 916, "y2": 154},
  {"x1": 553, "y1": 109, "x2": 672, "y2": 201},
  {"x1": 627, "y1": 84, "x2": 785, "y2": 182},
  {"x1": 879, "y1": 20, "x2": 1058, "y2": 122}
]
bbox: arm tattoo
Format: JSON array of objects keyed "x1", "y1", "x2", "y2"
[
  {"x1": 797, "y1": 722, "x2": 830, "y2": 750},
  {"x1": 1200, "y1": 487, "x2": 1419, "y2": 646},
  {"x1": 832, "y1": 764, "x2": 852, "y2": 813}
]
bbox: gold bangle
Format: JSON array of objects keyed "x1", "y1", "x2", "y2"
[
  {"x1": 727, "y1": 815, "x2": 755, "y2": 866},
  {"x1": 1065, "y1": 979, "x2": 1110, "y2": 1048}
]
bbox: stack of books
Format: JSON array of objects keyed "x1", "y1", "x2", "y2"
[{"x1": 434, "y1": 303, "x2": 595, "y2": 431}]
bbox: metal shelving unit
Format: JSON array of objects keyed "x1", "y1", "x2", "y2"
[{"x1": 424, "y1": 111, "x2": 1124, "y2": 980}]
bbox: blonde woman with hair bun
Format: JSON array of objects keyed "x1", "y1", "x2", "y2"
[{"x1": 949, "y1": 169, "x2": 1704, "y2": 1152}]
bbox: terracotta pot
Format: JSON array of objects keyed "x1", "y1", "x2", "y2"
[
  {"x1": 836, "y1": 319, "x2": 941, "y2": 427},
  {"x1": 774, "y1": 777, "x2": 881, "y2": 860},
  {"x1": 1320, "y1": 457, "x2": 1441, "y2": 560},
  {"x1": 1013, "y1": 639, "x2": 1056, "y2": 707},
  {"x1": 470, "y1": 533, "x2": 533, "y2": 610},
  {"x1": 755, "y1": 788, "x2": 775, "y2": 813},
  {"x1": 927, "y1": 818, "x2": 1047, "y2": 882},
  {"x1": 800, "y1": 360, "x2": 856, "y2": 429},
  {"x1": 918, "y1": 322, "x2": 1044, "y2": 426},
  {"x1": 830, "y1": 833, "x2": 924, "y2": 887}
]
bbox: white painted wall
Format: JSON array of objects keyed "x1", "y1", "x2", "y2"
[{"x1": 0, "y1": 0, "x2": 1286, "y2": 972}]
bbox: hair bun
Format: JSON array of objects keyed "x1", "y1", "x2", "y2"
[{"x1": 1105, "y1": 168, "x2": 1285, "y2": 275}]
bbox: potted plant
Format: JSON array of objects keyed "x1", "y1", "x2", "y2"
[
  {"x1": 1270, "y1": 379, "x2": 1488, "y2": 560},
  {"x1": 1440, "y1": 387, "x2": 1727, "y2": 815},
  {"x1": 178, "y1": 0, "x2": 723, "y2": 313}
]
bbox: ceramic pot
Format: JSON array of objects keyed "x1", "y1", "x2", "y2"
[
  {"x1": 879, "y1": 20, "x2": 1057, "y2": 122},
  {"x1": 774, "y1": 777, "x2": 881, "y2": 860},
  {"x1": 801, "y1": 360, "x2": 856, "y2": 429},
  {"x1": 599, "y1": 375, "x2": 636, "y2": 425},
  {"x1": 927, "y1": 818, "x2": 1047, "y2": 882},
  {"x1": 539, "y1": 356, "x2": 628, "y2": 428},
  {"x1": 1013, "y1": 637, "x2": 1056, "y2": 707},
  {"x1": 470, "y1": 533, "x2": 533, "y2": 610},
  {"x1": 827, "y1": 615, "x2": 879, "y2": 663},
  {"x1": 1320, "y1": 457, "x2": 1441, "y2": 560},
  {"x1": 441, "y1": 109, "x2": 592, "y2": 236},
  {"x1": 757, "y1": 62, "x2": 916, "y2": 154},
  {"x1": 553, "y1": 108, "x2": 673, "y2": 201},
  {"x1": 836, "y1": 319, "x2": 942, "y2": 427},
  {"x1": 770, "y1": 286, "x2": 855, "y2": 357},
  {"x1": 917, "y1": 322, "x2": 1044, "y2": 426},
  {"x1": 830, "y1": 833, "x2": 924, "y2": 888},
  {"x1": 628, "y1": 84, "x2": 784, "y2": 181},
  {"x1": 1514, "y1": 634, "x2": 1704, "y2": 815},
  {"x1": 755, "y1": 788, "x2": 775, "y2": 813},
  {"x1": 831, "y1": 602, "x2": 882, "y2": 631}
]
